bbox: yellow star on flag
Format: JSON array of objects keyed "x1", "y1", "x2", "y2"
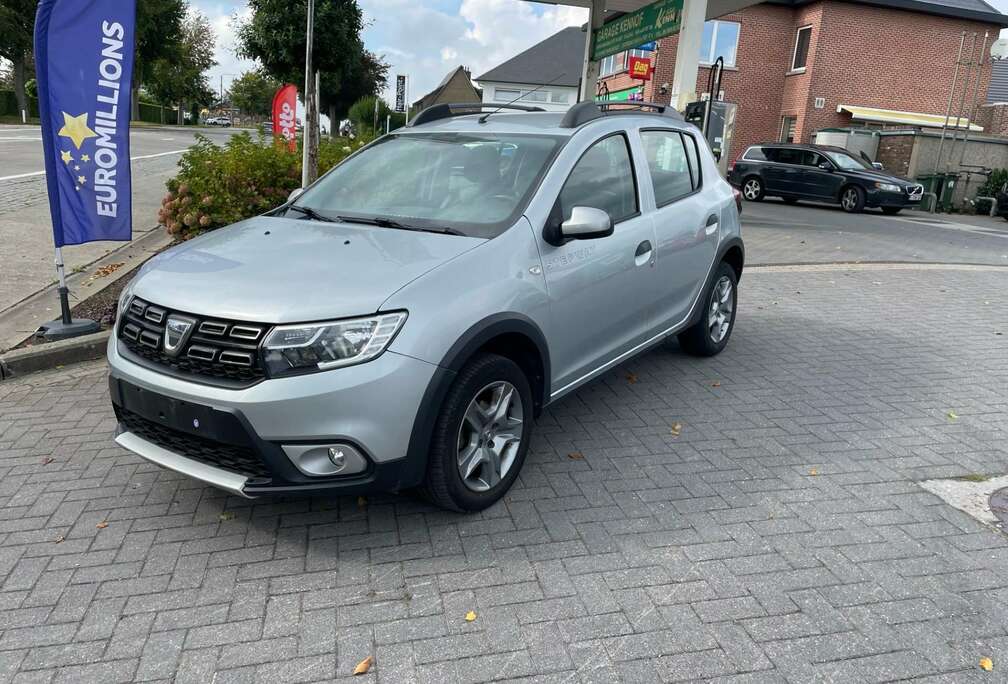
[
  {"x1": 60, "y1": 150, "x2": 73, "y2": 164},
  {"x1": 81, "y1": 154, "x2": 91, "y2": 162},
  {"x1": 77, "y1": 175, "x2": 86, "y2": 185},
  {"x1": 57, "y1": 112, "x2": 97, "y2": 150}
]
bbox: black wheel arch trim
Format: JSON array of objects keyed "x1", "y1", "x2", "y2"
[
  {"x1": 399, "y1": 313, "x2": 552, "y2": 491},
  {"x1": 686, "y1": 237, "x2": 745, "y2": 330}
]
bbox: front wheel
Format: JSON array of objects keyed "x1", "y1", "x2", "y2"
[
  {"x1": 677, "y1": 262, "x2": 738, "y2": 357},
  {"x1": 422, "y1": 353, "x2": 533, "y2": 512},
  {"x1": 840, "y1": 186, "x2": 865, "y2": 213},
  {"x1": 742, "y1": 177, "x2": 764, "y2": 202}
]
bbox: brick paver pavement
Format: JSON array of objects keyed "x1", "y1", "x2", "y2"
[{"x1": 1, "y1": 265, "x2": 1007, "y2": 683}]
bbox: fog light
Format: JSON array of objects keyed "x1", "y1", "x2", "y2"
[{"x1": 328, "y1": 447, "x2": 346, "y2": 471}]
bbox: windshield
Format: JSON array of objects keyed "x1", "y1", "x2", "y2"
[
  {"x1": 823, "y1": 150, "x2": 873, "y2": 171},
  {"x1": 291, "y1": 132, "x2": 565, "y2": 238}
]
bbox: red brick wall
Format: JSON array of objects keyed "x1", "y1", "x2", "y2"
[
  {"x1": 976, "y1": 104, "x2": 1008, "y2": 137},
  {"x1": 627, "y1": 1, "x2": 1003, "y2": 164},
  {"x1": 876, "y1": 133, "x2": 915, "y2": 177}
]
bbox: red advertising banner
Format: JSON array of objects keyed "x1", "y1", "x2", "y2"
[
  {"x1": 628, "y1": 56, "x2": 653, "y2": 81},
  {"x1": 272, "y1": 84, "x2": 298, "y2": 151}
]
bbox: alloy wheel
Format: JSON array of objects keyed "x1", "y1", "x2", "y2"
[
  {"x1": 842, "y1": 189, "x2": 858, "y2": 211},
  {"x1": 708, "y1": 275, "x2": 734, "y2": 343},
  {"x1": 743, "y1": 180, "x2": 761, "y2": 200},
  {"x1": 456, "y1": 381, "x2": 524, "y2": 492}
]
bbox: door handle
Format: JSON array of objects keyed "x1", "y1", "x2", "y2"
[
  {"x1": 705, "y1": 214, "x2": 719, "y2": 235},
  {"x1": 634, "y1": 240, "x2": 653, "y2": 266}
]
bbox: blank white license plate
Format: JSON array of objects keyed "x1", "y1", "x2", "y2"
[{"x1": 909, "y1": 193, "x2": 922, "y2": 201}]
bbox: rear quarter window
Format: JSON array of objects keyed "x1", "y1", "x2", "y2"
[{"x1": 743, "y1": 147, "x2": 767, "y2": 161}]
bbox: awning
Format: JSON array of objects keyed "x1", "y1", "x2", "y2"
[{"x1": 837, "y1": 104, "x2": 983, "y2": 132}]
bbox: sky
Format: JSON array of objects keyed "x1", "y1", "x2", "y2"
[{"x1": 191, "y1": 0, "x2": 589, "y2": 109}]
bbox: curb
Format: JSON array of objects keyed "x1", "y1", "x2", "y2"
[{"x1": 0, "y1": 330, "x2": 110, "y2": 381}]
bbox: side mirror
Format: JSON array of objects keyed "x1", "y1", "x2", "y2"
[
  {"x1": 818, "y1": 162, "x2": 832, "y2": 171},
  {"x1": 872, "y1": 162, "x2": 884, "y2": 171},
  {"x1": 287, "y1": 187, "x2": 304, "y2": 204},
  {"x1": 560, "y1": 206, "x2": 614, "y2": 241}
]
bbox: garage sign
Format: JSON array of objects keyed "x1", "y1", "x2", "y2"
[
  {"x1": 592, "y1": 0, "x2": 683, "y2": 60},
  {"x1": 628, "y1": 56, "x2": 653, "y2": 81}
]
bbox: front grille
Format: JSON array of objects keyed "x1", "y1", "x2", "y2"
[
  {"x1": 119, "y1": 407, "x2": 272, "y2": 479},
  {"x1": 118, "y1": 298, "x2": 268, "y2": 386},
  {"x1": 906, "y1": 184, "x2": 924, "y2": 196}
]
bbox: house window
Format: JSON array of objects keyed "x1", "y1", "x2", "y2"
[
  {"x1": 495, "y1": 88, "x2": 520, "y2": 102},
  {"x1": 780, "y1": 116, "x2": 797, "y2": 143},
  {"x1": 551, "y1": 91, "x2": 570, "y2": 104},
  {"x1": 700, "y1": 20, "x2": 740, "y2": 67},
  {"x1": 791, "y1": 26, "x2": 812, "y2": 71}
]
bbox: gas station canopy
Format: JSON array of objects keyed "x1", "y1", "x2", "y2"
[{"x1": 526, "y1": 0, "x2": 761, "y2": 107}]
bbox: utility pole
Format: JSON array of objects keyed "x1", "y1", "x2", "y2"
[
  {"x1": 301, "y1": 0, "x2": 317, "y2": 187},
  {"x1": 932, "y1": 31, "x2": 966, "y2": 200}
]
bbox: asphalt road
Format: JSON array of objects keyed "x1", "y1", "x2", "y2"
[
  {"x1": 741, "y1": 197, "x2": 1008, "y2": 267},
  {"x1": 0, "y1": 124, "x2": 242, "y2": 179}
]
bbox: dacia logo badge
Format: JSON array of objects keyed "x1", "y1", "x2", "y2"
[{"x1": 164, "y1": 315, "x2": 196, "y2": 357}]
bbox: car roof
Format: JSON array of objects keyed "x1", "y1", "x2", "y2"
[{"x1": 751, "y1": 143, "x2": 851, "y2": 154}]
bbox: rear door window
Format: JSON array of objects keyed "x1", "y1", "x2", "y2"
[
  {"x1": 744, "y1": 146, "x2": 768, "y2": 161},
  {"x1": 641, "y1": 130, "x2": 695, "y2": 206}
]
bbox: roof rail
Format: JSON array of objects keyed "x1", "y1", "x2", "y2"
[
  {"x1": 559, "y1": 101, "x2": 684, "y2": 128},
  {"x1": 408, "y1": 102, "x2": 546, "y2": 127}
]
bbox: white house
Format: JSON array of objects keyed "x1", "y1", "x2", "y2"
[{"x1": 474, "y1": 27, "x2": 585, "y2": 112}]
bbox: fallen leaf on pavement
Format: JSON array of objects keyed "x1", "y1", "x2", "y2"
[
  {"x1": 353, "y1": 655, "x2": 373, "y2": 675},
  {"x1": 567, "y1": 452, "x2": 584, "y2": 460},
  {"x1": 626, "y1": 372, "x2": 638, "y2": 384},
  {"x1": 465, "y1": 610, "x2": 477, "y2": 622},
  {"x1": 711, "y1": 381, "x2": 721, "y2": 388},
  {"x1": 670, "y1": 422, "x2": 682, "y2": 437},
  {"x1": 948, "y1": 411, "x2": 959, "y2": 421},
  {"x1": 54, "y1": 535, "x2": 65, "y2": 544},
  {"x1": 219, "y1": 512, "x2": 236, "y2": 521},
  {"x1": 357, "y1": 496, "x2": 367, "y2": 508},
  {"x1": 41, "y1": 456, "x2": 54, "y2": 465},
  {"x1": 95, "y1": 521, "x2": 108, "y2": 529},
  {"x1": 980, "y1": 657, "x2": 993, "y2": 671},
  {"x1": 809, "y1": 468, "x2": 818, "y2": 476},
  {"x1": 92, "y1": 262, "x2": 124, "y2": 278}
]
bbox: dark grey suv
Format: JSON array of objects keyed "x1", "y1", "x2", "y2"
[{"x1": 728, "y1": 143, "x2": 923, "y2": 214}]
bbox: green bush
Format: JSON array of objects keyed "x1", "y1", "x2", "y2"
[
  {"x1": 977, "y1": 168, "x2": 1008, "y2": 198},
  {"x1": 160, "y1": 132, "x2": 370, "y2": 239},
  {"x1": 348, "y1": 95, "x2": 400, "y2": 137}
]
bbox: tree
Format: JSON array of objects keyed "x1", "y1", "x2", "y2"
[
  {"x1": 236, "y1": 0, "x2": 388, "y2": 121},
  {"x1": 228, "y1": 69, "x2": 281, "y2": 118},
  {"x1": 133, "y1": 0, "x2": 187, "y2": 118},
  {"x1": 0, "y1": 0, "x2": 36, "y2": 117},
  {"x1": 146, "y1": 10, "x2": 217, "y2": 122}
]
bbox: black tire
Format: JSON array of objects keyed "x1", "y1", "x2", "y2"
[
  {"x1": 677, "y1": 261, "x2": 738, "y2": 357},
  {"x1": 840, "y1": 185, "x2": 866, "y2": 213},
  {"x1": 741, "y1": 177, "x2": 764, "y2": 202},
  {"x1": 422, "y1": 353, "x2": 533, "y2": 512},
  {"x1": 783, "y1": 197, "x2": 799, "y2": 205},
  {"x1": 881, "y1": 207, "x2": 901, "y2": 215}
]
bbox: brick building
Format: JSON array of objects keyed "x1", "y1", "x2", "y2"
[{"x1": 599, "y1": 0, "x2": 1008, "y2": 162}]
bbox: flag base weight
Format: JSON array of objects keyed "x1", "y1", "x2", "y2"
[{"x1": 37, "y1": 317, "x2": 101, "y2": 341}]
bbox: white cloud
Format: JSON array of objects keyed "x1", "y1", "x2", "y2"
[{"x1": 360, "y1": 0, "x2": 586, "y2": 106}]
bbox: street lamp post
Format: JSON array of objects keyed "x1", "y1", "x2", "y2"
[{"x1": 301, "y1": 0, "x2": 318, "y2": 188}]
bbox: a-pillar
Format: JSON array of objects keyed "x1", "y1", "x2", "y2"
[{"x1": 670, "y1": 0, "x2": 707, "y2": 111}]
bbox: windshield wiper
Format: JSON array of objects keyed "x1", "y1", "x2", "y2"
[
  {"x1": 335, "y1": 215, "x2": 464, "y2": 236},
  {"x1": 287, "y1": 204, "x2": 337, "y2": 223}
]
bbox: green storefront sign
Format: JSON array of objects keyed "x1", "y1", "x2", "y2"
[{"x1": 591, "y1": 0, "x2": 684, "y2": 60}]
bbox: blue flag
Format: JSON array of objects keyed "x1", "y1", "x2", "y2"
[{"x1": 35, "y1": 0, "x2": 136, "y2": 247}]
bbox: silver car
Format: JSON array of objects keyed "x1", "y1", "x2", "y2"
[{"x1": 108, "y1": 101, "x2": 744, "y2": 511}]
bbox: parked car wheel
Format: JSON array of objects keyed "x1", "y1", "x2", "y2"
[
  {"x1": 676, "y1": 261, "x2": 737, "y2": 357},
  {"x1": 741, "y1": 177, "x2": 764, "y2": 202},
  {"x1": 422, "y1": 353, "x2": 533, "y2": 512},
  {"x1": 840, "y1": 186, "x2": 865, "y2": 213},
  {"x1": 881, "y1": 207, "x2": 901, "y2": 215}
]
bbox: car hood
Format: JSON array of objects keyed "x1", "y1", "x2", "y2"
[
  {"x1": 842, "y1": 168, "x2": 915, "y2": 186},
  {"x1": 132, "y1": 216, "x2": 485, "y2": 323}
]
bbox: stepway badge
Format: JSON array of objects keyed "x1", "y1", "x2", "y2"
[{"x1": 35, "y1": 0, "x2": 136, "y2": 247}]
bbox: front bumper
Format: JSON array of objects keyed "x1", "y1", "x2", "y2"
[
  {"x1": 107, "y1": 336, "x2": 440, "y2": 497},
  {"x1": 867, "y1": 189, "x2": 921, "y2": 209}
]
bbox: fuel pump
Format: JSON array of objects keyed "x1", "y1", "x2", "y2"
[{"x1": 683, "y1": 57, "x2": 737, "y2": 177}]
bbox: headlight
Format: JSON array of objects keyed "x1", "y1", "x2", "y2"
[
  {"x1": 262, "y1": 312, "x2": 407, "y2": 376},
  {"x1": 117, "y1": 276, "x2": 137, "y2": 317},
  {"x1": 875, "y1": 182, "x2": 901, "y2": 193}
]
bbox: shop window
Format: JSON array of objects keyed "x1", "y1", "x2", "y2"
[
  {"x1": 791, "y1": 26, "x2": 812, "y2": 71},
  {"x1": 700, "y1": 21, "x2": 740, "y2": 67}
]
